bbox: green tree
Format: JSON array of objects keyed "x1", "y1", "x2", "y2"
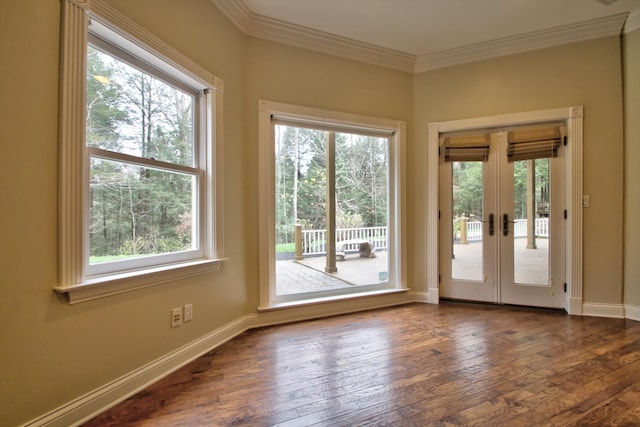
[
  {"x1": 87, "y1": 47, "x2": 195, "y2": 260},
  {"x1": 452, "y1": 161, "x2": 483, "y2": 220}
]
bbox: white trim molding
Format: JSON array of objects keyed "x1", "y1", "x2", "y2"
[
  {"x1": 625, "y1": 9, "x2": 640, "y2": 33},
  {"x1": 582, "y1": 302, "x2": 625, "y2": 319},
  {"x1": 415, "y1": 13, "x2": 628, "y2": 72},
  {"x1": 258, "y1": 100, "x2": 407, "y2": 309},
  {"x1": 22, "y1": 314, "x2": 256, "y2": 427},
  {"x1": 210, "y1": 0, "x2": 415, "y2": 72},
  {"x1": 625, "y1": 305, "x2": 640, "y2": 322},
  {"x1": 22, "y1": 292, "x2": 640, "y2": 426},
  {"x1": 57, "y1": 0, "x2": 226, "y2": 303},
  {"x1": 427, "y1": 107, "x2": 584, "y2": 314},
  {"x1": 210, "y1": 0, "x2": 629, "y2": 73},
  {"x1": 23, "y1": 292, "x2": 411, "y2": 427}
]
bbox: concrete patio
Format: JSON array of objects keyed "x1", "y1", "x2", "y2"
[{"x1": 276, "y1": 237, "x2": 550, "y2": 296}]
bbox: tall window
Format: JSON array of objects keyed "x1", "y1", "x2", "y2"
[
  {"x1": 259, "y1": 101, "x2": 406, "y2": 308},
  {"x1": 86, "y1": 36, "x2": 202, "y2": 275},
  {"x1": 57, "y1": 0, "x2": 224, "y2": 303}
]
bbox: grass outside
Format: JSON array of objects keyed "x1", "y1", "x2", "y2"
[{"x1": 90, "y1": 254, "x2": 151, "y2": 264}]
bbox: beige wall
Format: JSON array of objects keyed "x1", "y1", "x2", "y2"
[
  {"x1": 0, "y1": 1, "x2": 250, "y2": 425},
  {"x1": 242, "y1": 39, "x2": 414, "y2": 310},
  {"x1": 624, "y1": 28, "x2": 640, "y2": 307},
  {"x1": 0, "y1": 0, "x2": 633, "y2": 425},
  {"x1": 411, "y1": 37, "x2": 625, "y2": 304}
]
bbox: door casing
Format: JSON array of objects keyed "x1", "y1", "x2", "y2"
[
  {"x1": 426, "y1": 106, "x2": 584, "y2": 314},
  {"x1": 438, "y1": 130, "x2": 566, "y2": 308}
]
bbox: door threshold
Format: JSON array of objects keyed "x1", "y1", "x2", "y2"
[{"x1": 440, "y1": 298, "x2": 567, "y2": 314}]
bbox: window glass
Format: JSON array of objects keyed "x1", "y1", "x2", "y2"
[
  {"x1": 274, "y1": 124, "x2": 390, "y2": 298},
  {"x1": 89, "y1": 158, "x2": 197, "y2": 264},
  {"x1": 57, "y1": 0, "x2": 224, "y2": 301},
  {"x1": 86, "y1": 44, "x2": 200, "y2": 268},
  {"x1": 87, "y1": 46, "x2": 195, "y2": 166}
]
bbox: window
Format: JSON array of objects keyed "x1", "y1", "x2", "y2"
[
  {"x1": 258, "y1": 101, "x2": 406, "y2": 309},
  {"x1": 56, "y1": 0, "x2": 224, "y2": 303}
]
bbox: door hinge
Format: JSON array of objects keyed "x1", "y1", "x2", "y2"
[
  {"x1": 438, "y1": 146, "x2": 441, "y2": 156},
  {"x1": 563, "y1": 136, "x2": 568, "y2": 146},
  {"x1": 438, "y1": 274, "x2": 441, "y2": 284},
  {"x1": 438, "y1": 210, "x2": 441, "y2": 220},
  {"x1": 564, "y1": 209, "x2": 567, "y2": 219},
  {"x1": 564, "y1": 283, "x2": 567, "y2": 293}
]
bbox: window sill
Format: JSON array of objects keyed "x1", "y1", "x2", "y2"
[
  {"x1": 257, "y1": 288, "x2": 410, "y2": 312},
  {"x1": 54, "y1": 258, "x2": 228, "y2": 304}
]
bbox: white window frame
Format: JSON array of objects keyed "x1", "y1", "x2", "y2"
[
  {"x1": 55, "y1": 0, "x2": 225, "y2": 303},
  {"x1": 258, "y1": 100, "x2": 407, "y2": 310}
]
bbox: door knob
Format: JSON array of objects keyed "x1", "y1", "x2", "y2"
[
  {"x1": 481, "y1": 213, "x2": 494, "y2": 236},
  {"x1": 503, "y1": 213, "x2": 515, "y2": 236}
]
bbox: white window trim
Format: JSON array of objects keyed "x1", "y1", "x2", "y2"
[
  {"x1": 55, "y1": 0, "x2": 226, "y2": 304},
  {"x1": 258, "y1": 100, "x2": 407, "y2": 310},
  {"x1": 427, "y1": 106, "x2": 584, "y2": 314}
]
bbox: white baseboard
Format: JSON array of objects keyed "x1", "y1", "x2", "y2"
[
  {"x1": 409, "y1": 291, "x2": 430, "y2": 303},
  {"x1": 23, "y1": 292, "x2": 639, "y2": 426},
  {"x1": 427, "y1": 288, "x2": 440, "y2": 304},
  {"x1": 582, "y1": 302, "x2": 625, "y2": 319},
  {"x1": 253, "y1": 291, "x2": 413, "y2": 329},
  {"x1": 625, "y1": 305, "x2": 640, "y2": 322},
  {"x1": 567, "y1": 297, "x2": 583, "y2": 315},
  {"x1": 23, "y1": 292, "x2": 412, "y2": 427},
  {"x1": 23, "y1": 314, "x2": 256, "y2": 427}
]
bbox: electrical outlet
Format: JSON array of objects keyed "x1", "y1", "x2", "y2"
[
  {"x1": 184, "y1": 303, "x2": 193, "y2": 322},
  {"x1": 171, "y1": 307, "x2": 182, "y2": 328}
]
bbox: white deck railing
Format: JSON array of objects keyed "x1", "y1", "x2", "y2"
[
  {"x1": 298, "y1": 219, "x2": 547, "y2": 255},
  {"x1": 463, "y1": 218, "x2": 549, "y2": 241},
  {"x1": 301, "y1": 226, "x2": 387, "y2": 255}
]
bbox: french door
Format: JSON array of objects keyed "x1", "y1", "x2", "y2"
[{"x1": 439, "y1": 126, "x2": 565, "y2": 308}]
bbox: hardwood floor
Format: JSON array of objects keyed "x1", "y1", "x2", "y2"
[{"x1": 83, "y1": 302, "x2": 640, "y2": 426}]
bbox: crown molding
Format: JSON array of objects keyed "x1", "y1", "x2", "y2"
[
  {"x1": 626, "y1": 9, "x2": 640, "y2": 33},
  {"x1": 248, "y1": 15, "x2": 416, "y2": 72},
  {"x1": 415, "y1": 13, "x2": 629, "y2": 72},
  {"x1": 210, "y1": 1, "x2": 629, "y2": 74},
  {"x1": 210, "y1": 0, "x2": 251, "y2": 32},
  {"x1": 209, "y1": 0, "x2": 415, "y2": 72}
]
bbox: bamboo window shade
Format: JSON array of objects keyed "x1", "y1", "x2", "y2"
[
  {"x1": 507, "y1": 126, "x2": 562, "y2": 162},
  {"x1": 442, "y1": 134, "x2": 490, "y2": 162}
]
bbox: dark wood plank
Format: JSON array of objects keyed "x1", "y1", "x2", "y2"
[{"x1": 82, "y1": 302, "x2": 640, "y2": 426}]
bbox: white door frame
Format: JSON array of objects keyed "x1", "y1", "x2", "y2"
[{"x1": 427, "y1": 106, "x2": 584, "y2": 315}]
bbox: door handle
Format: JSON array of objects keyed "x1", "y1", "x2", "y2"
[
  {"x1": 503, "y1": 213, "x2": 515, "y2": 236},
  {"x1": 482, "y1": 213, "x2": 494, "y2": 236}
]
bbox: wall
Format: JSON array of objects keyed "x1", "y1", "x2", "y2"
[
  {"x1": 0, "y1": 1, "x2": 248, "y2": 426},
  {"x1": 411, "y1": 37, "x2": 625, "y2": 305},
  {"x1": 0, "y1": 1, "x2": 632, "y2": 424},
  {"x1": 624, "y1": 28, "x2": 640, "y2": 308}
]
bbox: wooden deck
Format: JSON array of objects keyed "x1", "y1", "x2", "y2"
[{"x1": 83, "y1": 302, "x2": 640, "y2": 426}]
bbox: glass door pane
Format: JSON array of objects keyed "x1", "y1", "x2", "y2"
[
  {"x1": 273, "y1": 126, "x2": 392, "y2": 298},
  {"x1": 335, "y1": 132, "x2": 389, "y2": 285},
  {"x1": 451, "y1": 161, "x2": 484, "y2": 281},
  {"x1": 274, "y1": 125, "x2": 330, "y2": 296},
  {"x1": 512, "y1": 159, "x2": 550, "y2": 285}
]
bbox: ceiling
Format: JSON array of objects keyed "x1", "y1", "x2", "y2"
[{"x1": 211, "y1": 0, "x2": 640, "y2": 72}]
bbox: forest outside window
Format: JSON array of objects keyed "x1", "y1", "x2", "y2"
[
  {"x1": 86, "y1": 36, "x2": 203, "y2": 276},
  {"x1": 258, "y1": 101, "x2": 407, "y2": 309},
  {"x1": 56, "y1": 0, "x2": 224, "y2": 303}
]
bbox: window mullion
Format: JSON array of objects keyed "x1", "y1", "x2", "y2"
[
  {"x1": 88, "y1": 147, "x2": 200, "y2": 175},
  {"x1": 325, "y1": 131, "x2": 337, "y2": 274}
]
